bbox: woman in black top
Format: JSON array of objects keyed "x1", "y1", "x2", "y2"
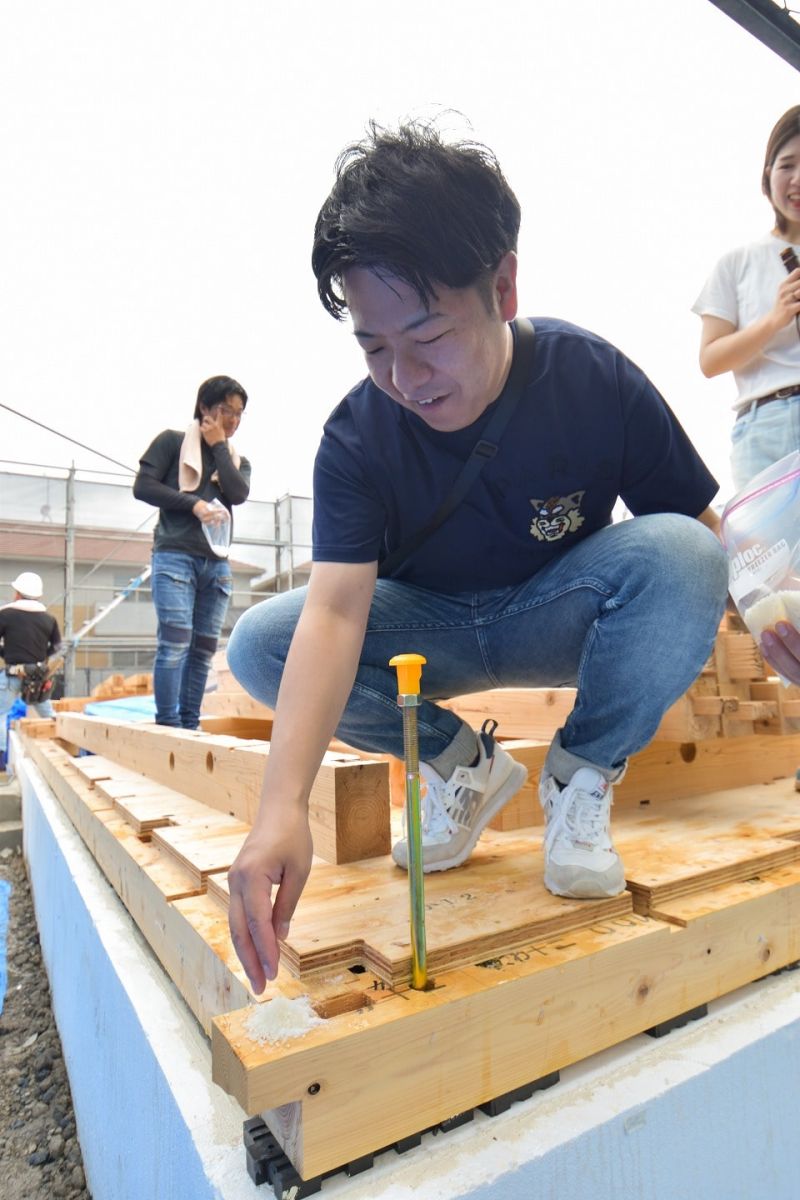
[{"x1": 134, "y1": 375, "x2": 251, "y2": 728}]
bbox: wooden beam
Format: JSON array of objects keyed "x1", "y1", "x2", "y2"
[
  {"x1": 22, "y1": 733, "x2": 404, "y2": 1034},
  {"x1": 14, "y1": 718, "x2": 57, "y2": 739},
  {"x1": 719, "y1": 631, "x2": 767, "y2": 681},
  {"x1": 616, "y1": 733, "x2": 800, "y2": 809},
  {"x1": 201, "y1": 691, "x2": 274, "y2": 720},
  {"x1": 55, "y1": 713, "x2": 390, "y2": 864},
  {"x1": 489, "y1": 740, "x2": 544, "y2": 829},
  {"x1": 750, "y1": 680, "x2": 800, "y2": 735},
  {"x1": 440, "y1": 688, "x2": 576, "y2": 740},
  {"x1": 441, "y1": 687, "x2": 725, "y2": 744},
  {"x1": 52, "y1": 697, "x2": 92, "y2": 713},
  {"x1": 198, "y1": 716, "x2": 273, "y2": 739},
  {"x1": 25, "y1": 727, "x2": 800, "y2": 1181},
  {"x1": 23, "y1": 737, "x2": 253, "y2": 1033},
  {"x1": 488, "y1": 733, "x2": 800, "y2": 832},
  {"x1": 212, "y1": 863, "x2": 800, "y2": 1178}
]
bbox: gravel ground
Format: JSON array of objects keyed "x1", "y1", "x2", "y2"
[{"x1": 0, "y1": 844, "x2": 92, "y2": 1200}]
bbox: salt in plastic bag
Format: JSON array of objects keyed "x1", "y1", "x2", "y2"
[{"x1": 720, "y1": 450, "x2": 800, "y2": 651}]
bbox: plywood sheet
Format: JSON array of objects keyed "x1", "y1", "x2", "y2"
[
  {"x1": 152, "y1": 820, "x2": 251, "y2": 887},
  {"x1": 208, "y1": 833, "x2": 632, "y2": 986},
  {"x1": 94, "y1": 777, "x2": 167, "y2": 802},
  {"x1": 71, "y1": 755, "x2": 128, "y2": 785},
  {"x1": 204, "y1": 780, "x2": 800, "y2": 985},
  {"x1": 104, "y1": 784, "x2": 231, "y2": 835},
  {"x1": 648, "y1": 861, "x2": 800, "y2": 925},
  {"x1": 618, "y1": 778, "x2": 800, "y2": 907}
]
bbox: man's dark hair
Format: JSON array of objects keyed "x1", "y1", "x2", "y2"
[
  {"x1": 312, "y1": 121, "x2": 521, "y2": 319},
  {"x1": 194, "y1": 375, "x2": 248, "y2": 419}
]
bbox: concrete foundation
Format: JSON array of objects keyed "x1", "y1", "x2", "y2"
[
  {"x1": 14, "y1": 732, "x2": 800, "y2": 1200},
  {"x1": 0, "y1": 774, "x2": 22, "y2": 852}
]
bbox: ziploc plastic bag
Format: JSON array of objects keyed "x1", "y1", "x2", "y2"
[
  {"x1": 201, "y1": 498, "x2": 232, "y2": 558},
  {"x1": 720, "y1": 450, "x2": 800, "y2": 648}
]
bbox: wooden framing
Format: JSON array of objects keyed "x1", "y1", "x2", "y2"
[
  {"x1": 200, "y1": 691, "x2": 274, "y2": 720},
  {"x1": 55, "y1": 713, "x2": 390, "y2": 864},
  {"x1": 439, "y1": 625, "x2": 800, "y2": 745},
  {"x1": 20, "y1": 722, "x2": 800, "y2": 1181},
  {"x1": 24, "y1": 738, "x2": 252, "y2": 1031},
  {"x1": 198, "y1": 715, "x2": 273, "y2": 739},
  {"x1": 14, "y1": 717, "x2": 57, "y2": 739},
  {"x1": 486, "y1": 731, "x2": 800, "y2": 831},
  {"x1": 212, "y1": 864, "x2": 800, "y2": 1179}
]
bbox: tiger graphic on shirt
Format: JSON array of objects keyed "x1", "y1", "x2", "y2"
[{"x1": 529, "y1": 491, "x2": 585, "y2": 542}]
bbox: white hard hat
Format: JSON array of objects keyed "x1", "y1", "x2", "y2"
[{"x1": 12, "y1": 571, "x2": 44, "y2": 599}]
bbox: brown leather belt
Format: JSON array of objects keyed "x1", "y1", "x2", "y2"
[{"x1": 737, "y1": 385, "x2": 800, "y2": 420}]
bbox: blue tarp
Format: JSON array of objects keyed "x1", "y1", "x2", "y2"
[
  {"x1": 82, "y1": 696, "x2": 156, "y2": 722},
  {"x1": 0, "y1": 877, "x2": 11, "y2": 1016},
  {"x1": 5, "y1": 696, "x2": 27, "y2": 737}
]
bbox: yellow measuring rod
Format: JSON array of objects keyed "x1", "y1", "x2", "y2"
[{"x1": 389, "y1": 652, "x2": 429, "y2": 990}]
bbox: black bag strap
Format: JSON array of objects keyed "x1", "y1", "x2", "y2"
[{"x1": 378, "y1": 318, "x2": 535, "y2": 578}]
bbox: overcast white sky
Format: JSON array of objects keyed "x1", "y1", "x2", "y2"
[{"x1": 1, "y1": 0, "x2": 798, "y2": 504}]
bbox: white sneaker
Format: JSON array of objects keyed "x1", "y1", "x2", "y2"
[
  {"x1": 539, "y1": 766, "x2": 625, "y2": 898},
  {"x1": 392, "y1": 721, "x2": 527, "y2": 873}
]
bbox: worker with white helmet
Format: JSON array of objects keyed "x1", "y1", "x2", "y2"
[{"x1": 0, "y1": 571, "x2": 62, "y2": 771}]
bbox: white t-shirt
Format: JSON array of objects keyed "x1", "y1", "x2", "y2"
[{"x1": 692, "y1": 232, "x2": 800, "y2": 411}]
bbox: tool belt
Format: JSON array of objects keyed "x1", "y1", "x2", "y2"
[{"x1": 7, "y1": 662, "x2": 63, "y2": 704}]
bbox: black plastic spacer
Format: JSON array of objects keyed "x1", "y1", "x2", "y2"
[
  {"x1": 395, "y1": 1132, "x2": 423, "y2": 1154},
  {"x1": 345, "y1": 1153, "x2": 374, "y2": 1176},
  {"x1": 245, "y1": 1145, "x2": 271, "y2": 1187},
  {"x1": 770, "y1": 959, "x2": 800, "y2": 976},
  {"x1": 645, "y1": 1003, "x2": 708, "y2": 1038},
  {"x1": 479, "y1": 1070, "x2": 560, "y2": 1117},
  {"x1": 438, "y1": 1109, "x2": 475, "y2": 1133},
  {"x1": 243, "y1": 1118, "x2": 281, "y2": 1160},
  {"x1": 243, "y1": 1116, "x2": 268, "y2": 1137},
  {"x1": 267, "y1": 1155, "x2": 323, "y2": 1198}
]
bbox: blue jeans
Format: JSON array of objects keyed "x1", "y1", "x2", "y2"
[
  {"x1": 0, "y1": 671, "x2": 55, "y2": 755},
  {"x1": 151, "y1": 550, "x2": 232, "y2": 729},
  {"x1": 730, "y1": 394, "x2": 800, "y2": 492},
  {"x1": 228, "y1": 515, "x2": 728, "y2": 784}
]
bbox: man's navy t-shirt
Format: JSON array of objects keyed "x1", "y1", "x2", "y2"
[{"x1": 312, "y1": 318, "x2": 718, "y2": 593}]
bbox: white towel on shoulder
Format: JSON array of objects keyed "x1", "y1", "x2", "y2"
[{"x1": 178, "y1": 420, "x2": 240, "y2": 492}]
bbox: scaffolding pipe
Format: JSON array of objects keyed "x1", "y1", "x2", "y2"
[
  {"x1": 64, "y1": 464, "x2": 76, "y2": 695},
  {"x1": 68, "y1": 566, "x2": 153, "y2": 649}
]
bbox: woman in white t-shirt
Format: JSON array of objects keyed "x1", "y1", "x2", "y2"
[{"x1": 694, "y1": 106, "x2": 800, "y2": 492}]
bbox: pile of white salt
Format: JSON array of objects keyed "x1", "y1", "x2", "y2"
[
  {"x1": 742, "y1": 589, "x2": 800, "y2": 641},
  {"x1": 244, "y1": 995, "x2": 324, "y2": 1045}
]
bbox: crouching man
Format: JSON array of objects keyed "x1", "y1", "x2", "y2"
[{"x1": 226, "y1": 122, "x2": 728, "y2": 991}]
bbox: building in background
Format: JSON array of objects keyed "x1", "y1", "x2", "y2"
[{"x1": 0, "y1": 464, "x2": 311, "y2": 696}]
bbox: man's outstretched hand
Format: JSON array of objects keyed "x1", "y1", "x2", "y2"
[
  {"x1": 227, "y1": 806, "x2": 314, "y2": 993},
  {"x1": 760, "y1": 622, "x2": 800, "y2": 686}
]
